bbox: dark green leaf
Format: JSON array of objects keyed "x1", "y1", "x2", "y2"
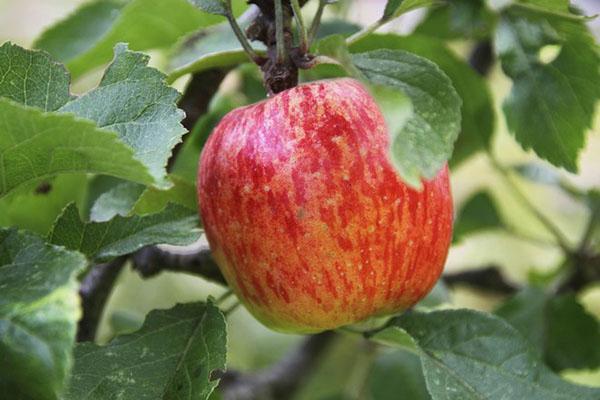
[
  {"x1": 454, "y1": 191, "x2": 504, "y2": 241},
  {"x1": 367, "y1": 350, "x2": 431, "y2": 400},
  {"x1": 0, "y1": 228, "x2": 87, "y2": 400},
  {"x1": 65, "y1": 302, "x2": 227, "y2": 400},
  {"x1": 383, "y1": 0, "x2": 441, "y2": 21},
  {"x1": 350, "y1": 33, "x2": 495, "y2": 166},
  {"x1": 90, "y1": 180, "x2": 146, "y2": 222},
  {"x1": 353, "y1": 49, "x2": 461, "y2": 187},
  {"x1": 188, "y1": 0, "x2": 228, "y2": 16},
  {"x1": 415, "y1": 0, "x2": 495, "y2": 40},
  {"x1": 0, "y1": 98, "x2": 153, "y2": 197},
  {"x1": 496, "y1": 11, "x2": 600, "y2": 171},
  {"x1": 496, "y1": 287, "x2": 600, "y2": 371},
  {"x1": 60, "y1": 44, "x2": 186, "y2": 187},
  {"x1": 380, "y1": 309, "x2": 600, "y2": 399},
  {"x1": 0, "y1": 42, "x2": 70, "y2": 111},
  {"x1": 48, "y1": 203, "x2": 201, "y2": 261},
  {"x1": 34, "y1": 0, "x2": 228, "y2": 78}
]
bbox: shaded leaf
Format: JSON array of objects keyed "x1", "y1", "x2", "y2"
[
  {"x1": 383, "y1": 0, "x2": 441, "y2": 21},
  {"x1": 352, "y1": 49, "x2": 461, "y2": 187},
  {"x1": 133, "y1": 175, "x2": 198, "y2": 215},
  {"x1": 188, "y1": 0, "x2": 228, "y2": 16},
  {"x1": 0, "y1": 228, "x2": 86, "y2": 400},
  {"x1": 415, "y1": 0, "x2": 495, "y2": 40},
  {"x1": 367, "y1": 350, "x2": 431, "y2": 400},
  {"x1": 90, "y1": 180, "x2": 146, "y2": 222},
  {"x1": 0, "y1": 42, "x2": 70, "y2": 111},
  {"x1": 65, "y1": 302, "x2": 226, "y2": 400},
  {"x1": 48, "y1": 203, "x2": 201, "y2": 261},
  {"x1": 350, "y1": 33, "x2": 495, "y2": 166},
  {"x1": 0, "y1": 98, "x2": 152, "y2": 197},
  {"x1": 454, "y1": 191, "x2": 504, "y2": 242},
  {"x1": 60, "y1": 44, "x2": 186, "y2": 187},
  {"x1": 496, "y1": 287, "x2": 600, "y2": 371},
  {"x1": 380, "y1": 309, "x2": 600, "y2": 399}
]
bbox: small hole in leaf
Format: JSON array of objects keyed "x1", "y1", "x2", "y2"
[{"x1": 538, "y1": 44, "x2": 562, "y2": 65}]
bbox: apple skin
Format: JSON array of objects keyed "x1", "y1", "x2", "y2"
[{"x1": 198, "y1": 78, "x2": 453, "y2": 333}]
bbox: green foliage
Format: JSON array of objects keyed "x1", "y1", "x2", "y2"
[
  {"x1": 353, "y1": 49, "x2": 461, "y2": 187},
  {"x1": 415, "y1": 0, "x2": 495, "y2": 39},
  {"x1": 188, "y1": 0, "x2": 229, "y2": 16},
  {"x1": 496, "y1": 8, "x2": 600, "y2": 172},
  {"x1": 34, "y1": 0, "x2": 231, "y2": 78},
  {"x1": 367, "y1": 350, "x2": 431, "y2": 400},
  {"x1": 383, "y1": 0, "x2": 441, "y2": 21},
  {"x1": 350, "y1": 34, "x2": 495, "y2": 166},
  {"x1": 379, "y1": 309, "x2": 600, "y2": 399},
  {"x1": 496, "y1": 287, "x2": 600, "y2": 371},
  {"x1": 65, "y1": 302, "x2": 226, "y2": 400},
  {"x1": 48, "y1": 203, "x2": 201, "y2": 262},
  {"x1": 0, "y1": 228, "x2": 86, "y2": 400}
]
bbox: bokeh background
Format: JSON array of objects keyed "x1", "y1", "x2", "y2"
[{"x1": 1, "y1": 0, "x2": 599, "y2": 395}]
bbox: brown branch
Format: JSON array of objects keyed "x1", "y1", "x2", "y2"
[
  {"x1": 443, "y1": 265, "x2": 520, "y2": 295},
  {"x1": 218, "y1": 331, "x2": 336, "y2": 400},
  {"x1": 131, "y1": 245, "x2": 226, "y2": 285},
  {"x1": 77, "y1": 257, "x2": 127, "y2": 342}
]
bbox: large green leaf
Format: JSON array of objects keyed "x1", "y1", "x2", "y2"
[
  {"x1": 34, "y1": 0, "x2": 229, "y2": 78},
  {"x1": 0, "y1": 98, "x2": 152, "y2": 197},
  {"x1": 496, "y1": 287, "x2": 600, "y2": 371},
  {"x1": 0, "y1": 228, "x2": 87, "y2": 400},
  {"x1": 65, "y1": 302, "x2": 226, "y2": 400},
  {"x1": 59, "y1": 44, "x2": 186, "y2": 187},
  {"x1": 89, "y1": 180, "x2": 146, "y2": 222},
  {"x1": 415, "y1": 0, "x2": 495, "y2": 40},
  {"x1": 495, "y1": 10, "x2": 600, "y2": 172},
  {"x1": 352, "y1": 49, "x2": 461, "y2": 187},
  {"x1": 0, "y1": 42, "x2": 70, "y2": 111},
  {"x1": 378, "y1": 309, "x2": 600, "y2": 399},
  {"x1": 350, "y1": 34, "x2": 495, "y2": 166},
  {"x1": 48, "y1": 203, "x2": 201, "y2": 262}
]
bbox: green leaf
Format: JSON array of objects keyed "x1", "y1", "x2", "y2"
[
  {"x1": 60, "y1": 44, "x2": 186, "y2": 187},
  {"x1": 65, "y1": 302, "x2": 227, "y2": 400},
  {"x1": 188, "y1": 0, "x2": 228, "y2": 16},
  {"x1": 454, "y1": 191, "x2": 504, "y2": 242},
  {"x1": 367, "y1": 351, "x2": 431, "y2": 400},
  {"x1": 0, "y1": 98, "x2": 153, "y2": 197},
  {"x1": 34, "y1": 0, "x2": 228, "y2": 79},
  {"x1": 168, "y1": 19, "x2": 265, "y2": 82},
  {"x1": 0, "y1": 175, "x2": 88, "y2": 235},
  {"x1": 350, "y1": 33, "x2": 495, "y2": 166},
  {"x1": 496, "y1": 287, "x2": 600, "y2": 371},
  {"x1": 48, "y1": 203, "x2": 201, "y2": 261},
  {"x1": 90, "y1": 180, "x2": 146, "y2": 222},
  {"x1": 0, "y1": 42, "x2": 70, "y2": 111},
  {"x1": 415, "y1": 0, "x2": 495, "y2": 40},
  {"x1": 496, "y1": 11, "x2": 600, "y2": 171},
  {"x1": 380, "y1": 309, "x2": 600, "y2": 399},
  {"x1": 352, "y1": 49, "x2": 461, "y2": 187},
  {"x1": 0, "y1": 228, "x2": 87, "y2": 400},
  {"x1": 383, "y1": 0, "x2": 441, "y2": 21},
  {"x1": 133, "y1": 175, "x2": 198, "y2": 215}
]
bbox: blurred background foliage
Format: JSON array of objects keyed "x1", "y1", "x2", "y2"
[{"x1": 1, "y1": 0, "x2": 599, "y2": 395}]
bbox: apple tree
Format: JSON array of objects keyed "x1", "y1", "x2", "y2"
[{"x1": 0, "y1": 0, "x2": 599, "y2": 399}]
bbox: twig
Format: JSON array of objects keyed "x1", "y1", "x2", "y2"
[
  {"x1": 131, "y1": 245, "x2": 226, "y2": 285},
  {"x1": 219, "y1": 331, "x2": 337, "y2": 400},
  {"x1": 168, "y1": 69, "x2": 229, "y2": 171},
  {"x1": 443, "y1": 266, "x2": 520, "y2": 295},
  {"x1": 77, "y1": 257, "x2": 127, "y2": 342}
]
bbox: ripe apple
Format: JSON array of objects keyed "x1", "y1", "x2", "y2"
[{"x1": 198, "y1": 78, "x2": 453, "y2": 333}]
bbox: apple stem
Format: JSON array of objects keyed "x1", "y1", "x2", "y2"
[{"x1": 274, "y1": 0, "x2": 286, "y2": 64}]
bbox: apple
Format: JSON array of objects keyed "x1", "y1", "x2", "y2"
[{"x1": 198, "y1": 78, "x2": 453, "y2": 333}]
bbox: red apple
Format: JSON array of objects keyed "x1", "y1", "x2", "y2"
[{"x1": 198, "y1": 78, "x2": 453, "y2": 333}]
